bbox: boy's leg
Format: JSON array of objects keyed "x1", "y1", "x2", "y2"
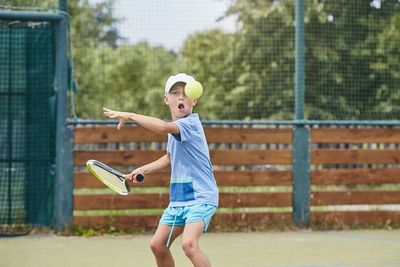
[
  {"x1": 182, "y1": 221, "x2": 211, "y2": 267},
  {"x1": 150, "y1": 224, "x2": 183, "y2": 267}
]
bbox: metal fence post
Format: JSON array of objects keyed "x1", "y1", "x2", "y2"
[
  {"x1": 292, "y1": 126, "x2": 310, "y2": 226},
  {"x1": 54, "y1": 14, "x2": 73, "y2": 230},
  {"x1": 293, "y1": 0, "x2": 311, "y2": 226},
  {"x1": 58, "y1": 0, "x2": 68, "y2": 13}
]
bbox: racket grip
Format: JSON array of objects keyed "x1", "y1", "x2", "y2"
[{"x1": 136, "y1": 174, "x2": 144, "y2": 182}]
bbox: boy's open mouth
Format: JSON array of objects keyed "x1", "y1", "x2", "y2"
[{"x1": 178, "y1": 103, "x2": 185, "y2": 110}]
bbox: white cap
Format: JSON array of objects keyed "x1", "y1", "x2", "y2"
[{"x1": 164, "y1": 73, "x2": 195, "y2": 95}]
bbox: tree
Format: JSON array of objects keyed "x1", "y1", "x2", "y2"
[
  {"x1": 181, "y1": 29, "x2": 237, "y2": 119},
  {"x1": 220, "y1": 0, "x2": 400, "y2": 120},
  {"x1": 304, "y1": 0, "x2": 400, "y2": 120},
  {"x1": 74, "y1": 42, "x2": 178, "y2": 118},
  {"x1": 68, "y1": 1, "x2": 179, "y2": 119},
  {"x1": 3, "y1": 0, "x2": 399, "y2": 121},
  {"x1": 210, "y1": 0, "x2": 295, "y2": 120}
]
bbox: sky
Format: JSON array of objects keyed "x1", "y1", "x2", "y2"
[{"x1": 94, "y1": 0, "x2": 237, "y2": 51}]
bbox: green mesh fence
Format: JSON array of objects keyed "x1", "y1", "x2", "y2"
[
  {"x1": 73, "y1": 0, "x2": 399, "y2": 122},
  {"x1": 0, "y1": 20, "x2": 56, "y2": 235},
  {"x1": 0, "y1": 0, "x2": 399, "y2": 234},
  {"x1": 72, "y1": 0, "x2": 295, "y2": 120},
  {"x1": 305, "y1": 0, "x2": 400, "y2": 121},
  {"x1": 0, "y1": 1, "x2": 58, "y2": 12}
]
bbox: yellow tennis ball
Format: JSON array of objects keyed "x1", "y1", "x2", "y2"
[{"x1": 185, "y1": 81, "x2": 203, "y2": 99}]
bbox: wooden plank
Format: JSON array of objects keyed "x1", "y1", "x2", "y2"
[
  {"x1": 312, "y1": 211, "x2": 400, "y2": 225},
  {"x1": 74, "y1": 126, "x2": 292, "y2": 144},
  {"x1": 74, "y1": 149, "x2": 292, "y2": 166},
  {"x1": 74, "y1": 126, "x2": 166, "y2": 144},
  {"x1": 73, "y1": 211, "x2": 400, "y2": 229},
  {"x1": 75, "y1": 150, "x2": 165, "y2": 166},
  {"x1": 215, "y1": 170, "x2": 292, "y2": 186},
  {"x1": 73, "y1": 211, "x2": 400, "y2": 231},
  {"x1": 73, "y1": 192, "x2": 292, "y2": 210},
  {"x1": 74, "y1": 170, "x2": 293, "y2": 189},
  {"x1": 210, "y1": 150, "x2": 292, "y2": 165},
  {"x1": 311, "y1": 149, "x2": 400, "y2": 164},
  {"x1": 311, "y1": 191, "x2": 400, "y2": 205},
  {"x1": 212, "y1": 212, "x2": 292, "y2": 230},
  {"x1": 74, "y1": 172, "x2": 170, "y2": 188},
  {"x1": 312, "y1": 169, "x2": 400, "y2": 185},
  {"x1": 204, "y1": 128, "x2": 292, "y2": 144},
  {"x1": 219, "y1": 192, "x2": 292, "y2": 208},
  {"x1": 312, "y1": 128, "x2": 400, "y2": 144},
  {"x1": 74, "y1": 194, "x2": 170, "y2": 210},
  {"x1": 72, "y1": 212, "x2": 293, "y2": 229},
  {"x1": 73, "y1": 214, "x2": 160, "y2": 229}
]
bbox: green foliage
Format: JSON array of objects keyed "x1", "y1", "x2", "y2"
[
  {"x1": 74, "y1": 43, "x2": 178, "y2": 119},
  {"x1": 228, "y1": 0, "x2": 296, "y2": 120},
  {"x1": 68, "y1": 1, "x2": 178, "y2": 119},
  {"x1": 0, "y1": 0, "x2": 57, "y2": 10},
  {"x1": 69, "y1": 0, "x2": 119, "y2": 49},
  {"x1": 181, "y1": 29, "x2": 237, "y2": 119},
  {"x1": 218, "y1": 0, "x2": 400, "y2": 120},
  {"x1": 304, "y1": 0, "x2": 400, "y2": 120},
  {"x1": 5, "y1": 0, "x2": 398, "y2": 121}
]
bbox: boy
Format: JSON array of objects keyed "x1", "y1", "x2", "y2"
[{"x1": 103, "y1": 73, "x2": 219, "y2": 267}]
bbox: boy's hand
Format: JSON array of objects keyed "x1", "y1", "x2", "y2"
[
  {"x1": 103, "y1": 107, "x2": 131, "y2": 130},
  {"x1": 123, "y1": 169, "x2": 144, "y2": 183}
]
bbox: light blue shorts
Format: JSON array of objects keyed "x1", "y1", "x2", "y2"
[{"x1": 160, "y1": 204, "x2": 217, "y2": 232}]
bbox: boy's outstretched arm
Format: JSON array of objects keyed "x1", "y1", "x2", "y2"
[{"x1": 103, "y1": 107, "x2": 179, "y2": 134}]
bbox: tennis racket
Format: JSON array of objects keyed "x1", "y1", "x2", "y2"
[{"x1": 86, "y1": 159, "x2": 144, "y2": 195}]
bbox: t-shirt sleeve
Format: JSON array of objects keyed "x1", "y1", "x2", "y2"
[
  {"x1": 166, "y1": 134, "x2": 172, "y2": 152},
  {"x1": 172, "y1": 116, "x2": 197, "y2": 143}
]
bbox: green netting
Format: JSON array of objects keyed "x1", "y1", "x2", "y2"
[
  {"x1": 305, "y1": 0, "x2": 400, "y2": 120},
  {"x1": 0, "y1": 1, "x2": 58, "y2": 12},
  {"x1": 73, "y1": 0, "x2": 400, "y2": 122},
  {"x1": 0, "y1": 20, "x2": 56, "y2": 235}
]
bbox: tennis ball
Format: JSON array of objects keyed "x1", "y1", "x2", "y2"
[{"x1": 185, "y1": 81, "x2": 203, "y2": 99}]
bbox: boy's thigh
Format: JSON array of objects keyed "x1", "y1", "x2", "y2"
[
  {"x1": 152, "y1": 223, "x2": 183, "y2": 245},
  {"x1": 183, "y1": 204, "x2": 217, "y2": 232},
  {"x1": 182, "y1": 221, "x2": 205, "y2": 243}
]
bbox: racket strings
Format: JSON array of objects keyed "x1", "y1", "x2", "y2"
[{"x1": 90, "y1": 165, "x2": 127, "y2": 194}]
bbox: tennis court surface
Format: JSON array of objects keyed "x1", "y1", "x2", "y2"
[{"x1": 1, "y1": 229, "x2": 400, "y2": 267}]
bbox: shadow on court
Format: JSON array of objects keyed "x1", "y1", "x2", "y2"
[{"x1": 1, "y1": 229, "x2": 400, "y2": 267}]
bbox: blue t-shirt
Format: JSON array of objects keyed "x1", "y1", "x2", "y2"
[{"x1": 166, "y1": 113, "x2": 219, "y2": 207}]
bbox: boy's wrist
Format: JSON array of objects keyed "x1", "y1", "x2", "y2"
[{"x1": 127, "y1": 112, "x2": 136, "y2": 121}]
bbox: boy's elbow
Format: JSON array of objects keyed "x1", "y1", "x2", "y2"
[
  {"x1": 158, "y1": 122, "x2": 170, "y2": 135},
  {"x1": 160, "y1": 122, "x2": 179, "y2": 135}
]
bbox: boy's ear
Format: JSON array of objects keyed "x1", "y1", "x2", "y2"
[
  {"x1": 163, "y1": 95, "x2": 169, "y2": 105},
  {"x1": 193, "y1": 99, "x2": 197, "y2": 106}
]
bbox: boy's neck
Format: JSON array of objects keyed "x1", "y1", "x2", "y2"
[{"x1": 172, "y1": 112, "x2": 193, "y2": 121}]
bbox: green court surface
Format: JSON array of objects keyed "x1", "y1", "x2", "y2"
[{"x1": 1, "y1": 230, "x2": 400, "y2": 267}]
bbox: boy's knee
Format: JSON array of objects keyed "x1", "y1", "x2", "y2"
[
  {"x1": 150, "y1": 239, "x2": 167, "y2": 256},
  {"x1": 182, "y1": 239, "x2": 197, "y2": 257}
]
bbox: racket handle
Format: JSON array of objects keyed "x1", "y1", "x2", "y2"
[{"x1": 136, "y1": 173, "x2": 144, "y2": 182}]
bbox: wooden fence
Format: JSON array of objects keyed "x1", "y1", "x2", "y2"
[
  {"x1": 310, "y1": 127, "x2": 400, "y2": 226},
  {"x1": 72, "y1": 125, "x2": 400, "y2": 230}
]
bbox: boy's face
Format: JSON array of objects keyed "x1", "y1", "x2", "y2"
[{"x1": 164, "y1": 82, "x2": 196, "y2": 120}]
